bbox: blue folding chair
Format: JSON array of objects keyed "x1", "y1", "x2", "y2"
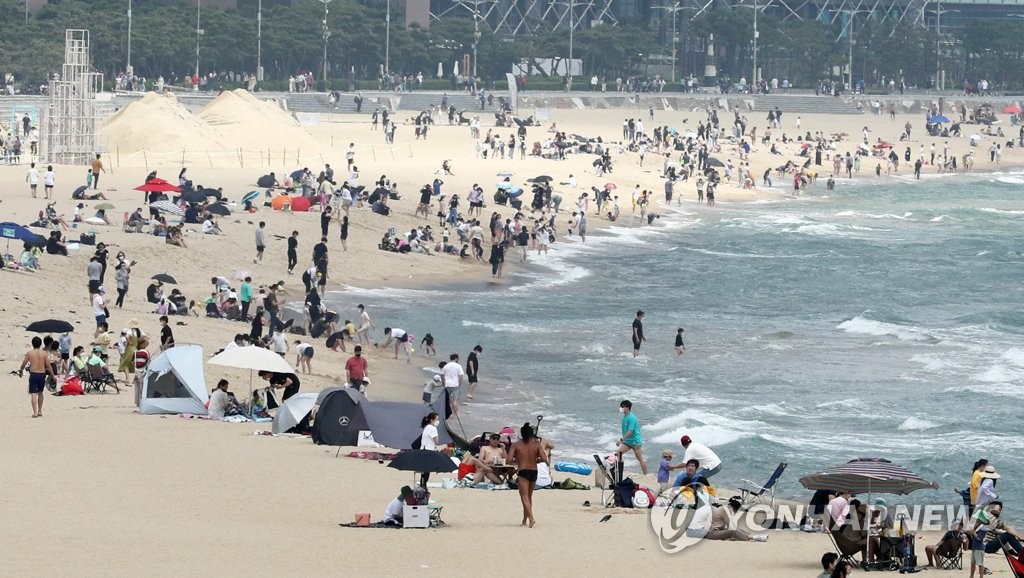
[{"x1": 739, "y1": 462, "x2": 787, "y2": 509}]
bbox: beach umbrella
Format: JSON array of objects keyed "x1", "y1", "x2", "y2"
[
  {"x1": 496, "y1": 182, "x2": 514, "y2": 190},
  {"x1": 241, "y1": 190, "x2": 260, "y2": 205},
  {"x1": 798, "y1": 458, "x2": 937, "y2": 495},
  {"x1": 529, "y1": 175, "x2": 553, "y2": 183},
  {"x1": 206, "y1": 203, "x2": 231, "y2": 216},
  {"x1": 388, "y1": 450, "x2": 458, "y2": 475},
  {"x1": 705, "y1": 157, "x2": 725, "y2": 168},
  {"x1": 151, "y1": 273, "x2": 177, "y2": 284},
  {"x1": 149, "y1": 200, "x2": 184, "y2": 216},
  {"x1": 94, "y1": 202, "x2": 115, "y2": 210},
  {"x1": 604, "y1": 182, "x2": 617, "y2": 191},
  {"x1": 496, "y1": 171, "x2": 514, "y2": 177},
  {"x1": 135, "y1": 180, "x2": 181, "y2": 193},
  {"x1": 507, "y1": 187, "x2": 524, "y2": 197},
  {"x1": 1003, "y1": 105, "x2": 1022, "y2": 114},
  {"x1": 209, "y1": 345, "x2": 293, "y2": 374},
  {"x1": 72, "y1": 185, "x2": 88, "y2": 198},
  {"x1": 930, "y1": 115, "x2": 951, "y2": 124},
  {"x1": 180, "y1": 189, "x2": 206, "y2": 204},
  {"x1": 233, "y1": 270, "x2": 251, "y2": 281},
  {"x1": 272, "y1": 393, "x2": 318, "y2": 434},
  {"x1": 26, "y1": 319, "x2": 74, "y2": 333},
  {"x1": 0, "y1": 222, "x2": 45, "y2": 244},
  {"x1": 289, "y1": 169, "x2": 306, "y2": 180}
]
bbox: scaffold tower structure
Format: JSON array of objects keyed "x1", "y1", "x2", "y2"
[{"x1": 45, "y1": 29, "x2": 102, "y2": 165}]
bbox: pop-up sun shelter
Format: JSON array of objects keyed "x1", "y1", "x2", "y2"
[
  {"x1": 138, "y1": 344, "x2": 209, "y2": 415},
  {"x1": 312, "y1": 388, "x2": 453, "y2": 448}
]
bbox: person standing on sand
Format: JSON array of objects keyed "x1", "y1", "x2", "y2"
[
  {"x1": 632, "y1": 310, "x2": 645, "y2": 357},
  {"x1": 287, "y1": 230, "x2": 298, "y2": 274},
  {"x1": 91, "y1": 154, "x2": 105, "y2": 189},
  {"x1": 617, "y1": 400, "x2": 649, "y2": 475},
  {"x1": 19, "y1": 336, "x2": 55, "y2": 418},
  {"x1": 508, "y1": 422, "x2": 548, "y2": 527},
  {"x1": 254, "y1": 221, "x2": 266, "y2": 265},
  {"x1": 26, "y1": 162, "x2": 39, "y2": 198},
  {"x1": 339, "y1": 216, "x2": 349, "y2": 252}
]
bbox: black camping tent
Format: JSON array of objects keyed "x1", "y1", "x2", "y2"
[{"x1": 312, "y1": 388, "x2": 455, "y2": 448}]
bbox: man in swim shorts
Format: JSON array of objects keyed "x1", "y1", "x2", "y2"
[
  {"x1": 19, "y1": 336, "x2": 55, "y2": 418},
  {"x1": 618, "y1": 399, "x2": 649, "y2": 474},
  {"x1": 507, "y1": 423, "x2": 548, "y2": 527}
]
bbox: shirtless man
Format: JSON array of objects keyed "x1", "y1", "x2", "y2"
[
  {"x1": 19, "y1": 336, "x2": 55, "y2": 418},
  {"x1": 468, "y1": 434, "x2": 507, "y2": 484},
  {"x1": 507, "y1": 423, "x2": 549, "y2": 527}
]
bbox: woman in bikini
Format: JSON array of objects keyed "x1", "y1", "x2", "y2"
[{"x1": 507, "y1": 423, "x2": 548, "y2": 528}]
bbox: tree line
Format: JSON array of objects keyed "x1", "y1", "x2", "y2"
[{"x1": 0, "y1": 0, "x2": 1021, "y2": 90}]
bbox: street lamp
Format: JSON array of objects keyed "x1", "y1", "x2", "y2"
[
  {"x1": 195, "y1": 0, "x2": 204, "y2": 83},
  {"x1": 652, "y1": 2, "x2": 691, "y2": 84},
  {"x1": 735, "y1": 0, "x2": 764, "y2": 90},
  {"x1": 385, "y1": 0, "x2": 391, "y2": 75},
  {"x1": 832, "y1": 9, "x2": 870, "y2": 92},
  {"x1": 925, "y1": 2, "x2": 957, "y2": 90},
  {"x1": 126, "y1": 0, "x2": 133, "y2": 75},
  {"x1": 321, "y1": 0, "x2": 333, "y2": 88},
  {"x1": 257, "y1": 0, "x2": 263, "y2": 81}
]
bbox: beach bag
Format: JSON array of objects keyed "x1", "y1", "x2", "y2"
[
  {"x1": 61, "y1": 377, "x2": 84, "y2": 396},
  {"x1": 634, "y1": 486, "x2": 656, "y2": 508},
  {"x1": 80, "y1": 233, "x2": 96, "y2": 246},
  {"x1": 615, "y1": 479, "x2": 637, "y2": 508}
]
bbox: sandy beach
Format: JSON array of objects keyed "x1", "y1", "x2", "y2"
[{"x1": 0, "y1": 92, "x2": 1006, "y2": 575}]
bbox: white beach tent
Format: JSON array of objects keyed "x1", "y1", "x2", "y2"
[{"x1": 138, "y1": 344, "x2": 209, "y2": 415}]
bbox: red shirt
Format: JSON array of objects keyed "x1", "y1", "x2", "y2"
[{"x1": 345, "y1": 356, "x2": 368, "y2": 380}]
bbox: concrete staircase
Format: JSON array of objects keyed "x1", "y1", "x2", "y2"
[{"x1": 750, "y1": 94, "x2": 863, "y2": 115}]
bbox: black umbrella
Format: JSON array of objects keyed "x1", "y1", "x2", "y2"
[
  {"x1": 388, "y1": 450, "x2": 458, "y2": 474},
  {"x1": 72, "y1": 185, "x2": 88, "y2": 198},
  {"x1": 529, "y1": 175, "x2": 553, "y2": 183},
  {"x1": 180, "y1": 189, "x2": 206, "y2": 204},
  {"x1": 705, "y1": 157, "x2": 726, "y2": 168},
  {"x1": 206, "y1": 202, "x2": 231, "y2": 217},
  {"x1": 26, "y1": 319, "x2": 74, "y2": 333},
  {"x1": 151, "y1": 273, "x2": 177, "y2": 284}
]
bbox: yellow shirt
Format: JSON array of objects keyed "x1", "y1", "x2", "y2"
[
  {"x1": 970, "y1": 470, "x2": 983, "y2": 504},
  {"x1": 346, "y1": 322, "x2": 357, "y2": 337},
  {"x1": 91, "y1": 158, "x2": 103, "y2": 173}
]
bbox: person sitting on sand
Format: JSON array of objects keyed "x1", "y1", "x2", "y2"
[
  {"x1": 382, "y1": 486, "x2": 415, "y2": 526},
  {"x1": 93, "y1": 208, "x2": 112, "y2": 226},
  {"x1": 464, "y1": 434, "x2": 508, "y2": 485},
  {"x1": 45, "y1": 231, "x2": 68, "y2": 256},
  {"x1": 817, "y1": 552, "x2": 839, "y2": 578},
  {"x1": 202, "y1": 216, "x2": 221, "y2": 235},
  {"x1": 166, "y1": 226, "x2": 187, "y2": 248},
  {"x1": 705, "y1": 497, "x2": 768, "y2": 542},
  {"x1": 670, "y1": 459, "x2": 709, "y2": 489}
]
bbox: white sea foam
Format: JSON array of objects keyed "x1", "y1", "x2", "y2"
[
  {"x1": 837, "y1": 316, "x2": 938, "y2": 343},
  {"x1": 1003, "y1": 348, "x2": 1024, "y2": 367},
  {"x1": 644, "y1": 410, "x2": 766, "y2": 448},
  {"x1": 995, "y1": 176, "x2": 1024, "y2": 185},
  {"x1": 980, "y1": 208, "x2": 1024, "y2": 216},
  {"x1": 909, "y1": 354, "x2": 951, "y2": 371},
  {"x1": 461, "y1": 320, "x2": 536, "y2": 333},
  {"x1": 975, "y1": 365, "x2": 1017, "y2": 383},
  {"x1": 930, "y1": 215, "x2": 951, "y2": 222},
  {"x1": 898, "y1": 417, "x2": 939, "y2": 431},
  {"x1": 579, "y1": 343, "x2": 612, "y2": 354}
]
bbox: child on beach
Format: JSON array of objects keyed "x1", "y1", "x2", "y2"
[
  {"x1": 294, "y1": 341, "x2": 313, "y2": 373},
  {"x1": 420, "y1": 333, "x2": 436, "y2": 357},
  {"x1": 675, "y1": 328, "x2": 686, "y2": 357},
  {"x1": 658, "y1": 450, "x2": 673, "y2": 493}
]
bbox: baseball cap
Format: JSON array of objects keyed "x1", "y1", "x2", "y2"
[
  {"x1": 680, "y1": 435, "x2": 692, "y2": 445},
  {"x1": 98, "y1": 286, "x2": 106, "y2": 293}
]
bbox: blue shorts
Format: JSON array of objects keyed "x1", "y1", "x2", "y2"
[
  {"x1": 28, "y1": 372, "x2": 46, "y2": 394},
  {"x1": 95, "y1": 314, "x2": 106, "y2": 327}
]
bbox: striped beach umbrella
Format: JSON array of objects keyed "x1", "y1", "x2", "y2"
[{"x1": 799, "y1": 458, "x2": 938, "y2": 495}]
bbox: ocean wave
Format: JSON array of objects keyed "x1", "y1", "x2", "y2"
[
  {"x1": 995, "y1": 177, "x2": 1024, "y2": 185},
  {"x1": 909, "y1": 354, "x2": 952, "y2": 372},
  {"x1": 974, "y1": 364, "x2": 1020, "y2": 383},
  {"x1": 461, "y1": 320, "x2": 536, "y2": 333},
  {"x1": 837, "y1": 316, "x2": 940, "y2": 344},
  {"x1": 930, "y1": 215, "x2": 952, "y2": 222},
  {"x1": 979, "y1": 208, "x2": 1024, "y2": 216},
  {"x1": 580, "y1": 343, "x2": 612, "y2": 354},
  {"x1": 682, "y1": 247, "x2": 819, "y2": 260},
  {"x1": 1003, "y1": 348, "x2": 1024, "y2": 367},
  {"x1": 898, "y1": 417, "x2": 939, "y2": 431}
]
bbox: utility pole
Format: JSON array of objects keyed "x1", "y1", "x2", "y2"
[
  {"x1": 568, "y1": 0, "x2": 574, "y2": 89},
  {"x1": 832, "y1": 9, "x2": 869, "y2": 93},
  {"x1": 752, "y1": 0, "x2": 758, "y2": 90},
  {"x1": 652, "y1": 2, "x2": 687, "y2": 84}
]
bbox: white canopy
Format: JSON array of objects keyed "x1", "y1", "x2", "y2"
[
  {"x1": 208, "y1": 345, "x2": 294, "y2": 373},
  {"x1": 139, "y1": 344, "x2": 209, "y2": 415}
]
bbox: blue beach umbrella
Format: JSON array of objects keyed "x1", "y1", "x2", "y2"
[
  {"x1": 930, "y1": 115, "x2": 951, "y2": 124},
  {"x1": 290, "y1": 169, "x2": 305, "y2": 180},
  {"x1": 496, "y1": 171, "x2": 514, "y2": 177},
  {"x1": 0, "y1": 221, "x2": 45, "y2": 250},
  {"x1": 507, "y1": 187, "x2": 524, "y2": 198},
  {"x1": 496, "y1": 182, "x2": 514, "y2": 190},
  {"x1": 241, "y1": 190, "x2": 260, "y2": 205}
]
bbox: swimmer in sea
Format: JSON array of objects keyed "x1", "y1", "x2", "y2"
[
  {"x1": 675, "y1": 327, "x2": 686, "y2": 357},
  {"x1": 507, "y1": 422, "x2": 548, "y2": 527}
]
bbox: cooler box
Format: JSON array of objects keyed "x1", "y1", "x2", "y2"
[
  {"x1": 354, "y1": 513, "x2": 370, "y2": 527},
  {"x1": 403, "y1": 505, "x2": 429, "y2": 528}
]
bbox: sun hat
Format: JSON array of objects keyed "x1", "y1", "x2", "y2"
[
  {"x1": 980, "y1": 465, "x2": 1001, "y2": 479},
  {"x1": 662, "y1": 449, "x2": 674, "y2": 459},
  {"x1": 129, "y1": 318, "x2": 140, "y2": 329}
]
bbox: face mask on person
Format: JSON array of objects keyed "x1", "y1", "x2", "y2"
[{"x1": 619, "y1": 407, "x2": 625, "y2": 414}]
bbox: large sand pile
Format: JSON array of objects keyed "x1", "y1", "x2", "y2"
[
  {"x1": 197, "y1": 89, "x2": 328, "y2": 154},
  {"x1": 101, "y1": 92, "x2": 228, "y2": 153}
]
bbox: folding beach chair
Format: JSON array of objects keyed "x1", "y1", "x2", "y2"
[
  {"x1": 739, "y1": 462, "x2": 787, "y2": 509},
  {"x1": 825, "y1": 527, "x2": 862, "y2": 568},
  {"x1": 593, "y1": 454, "x2": 619, "y2": 507},
  {"x1": 936, "y1": 533, "x2": 964, "y2": 570}
]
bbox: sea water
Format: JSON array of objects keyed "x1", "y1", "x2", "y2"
[{"x1": 330, "y1": 170, "x2": 1024, "y2": 509}]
